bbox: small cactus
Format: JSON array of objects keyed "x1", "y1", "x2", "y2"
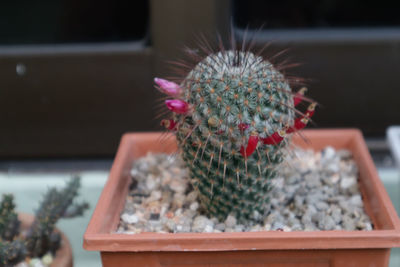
[
  {"x1": 25, "y1": 176, "x2": 88, "y2": 257},
  {"x1": 0, "y1": 195, "x2": 20, "y2": 241},
  {"x1": 155, "y1": 38, "x2": 316, "y2": 223},
  {"x1": 0, "y1": 177, "x2": 89, "y2": 266},
  {"x1": 0, "y1": 240, "x2": 26, "y2": 267}
]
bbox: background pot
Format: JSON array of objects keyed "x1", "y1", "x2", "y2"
[
  {"x1": 19, "y1": 213, "x2": 73, "y2": 267},
  {"x1": 84, "y1": 129, "x2": 400, "y2": 267}
]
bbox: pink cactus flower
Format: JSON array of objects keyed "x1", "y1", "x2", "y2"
[
  {"x1": 154, "y1": 78, "x2": 181, "y2": 96},
  {"x1": 165, "y1": 99, "x2": 189, "y2": 114}
]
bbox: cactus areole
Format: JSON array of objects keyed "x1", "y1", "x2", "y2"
[{"x1": 156, "y1": 47, "x2": 316, "y2": 223}]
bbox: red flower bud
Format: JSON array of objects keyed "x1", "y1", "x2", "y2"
[
  {"x1": 295, "y1": 117, "x2": 309, "y2": 131},
  {"x1": 287, "y1": 102, "x2": 316, "y2": 133},
  {"x1": 293, "y1": 87, "x2": 307, "y2": 107},
  {"x1": 165, "y1": 99, "x2": 189, "y2": 114},
  {"x1": 306, "y1": 102, "x2": 317, "y2": 118},
  {"x1": 161, "y1": 119, "x2": 177, "y2": 130},
  {"x1": 240, "y1": 134, "x2": 259, "y2": 157},
  {"x1": 238, "y1": 123, "x2": 249, "y2": 131},
  {"x1": 261, "y1": 130, "x2": 286, "y2": 145},
  {"x1": 215, "y1": 129, "x2": 225, "y2": 135}
]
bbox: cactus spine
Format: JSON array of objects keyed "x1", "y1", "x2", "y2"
[{"x1": 156, "y1": 41, "x2": 316, "y2": 223}]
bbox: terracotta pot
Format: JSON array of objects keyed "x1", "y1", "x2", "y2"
[
  {"x1": 19, "y1": 213, "x2": 73, "y2": 267},
  {"x1": 83, "y1": 129, "x2": 400, "y2": 266}
]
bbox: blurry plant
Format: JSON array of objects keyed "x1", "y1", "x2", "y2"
[
  {"x1": 0, "y1": 194, "x2": 20, "y2": 242},
  {"x1": 155, "y1": 34, "x2": 317, "y2": 223},
  {"x1": 0, "y1": 176, "x2": 89, "y2": 267}
]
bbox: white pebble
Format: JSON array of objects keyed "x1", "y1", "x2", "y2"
[
  {"x1": 322, "y1": 146, "x2": 336, "y2": 161},
  {"x1": 250, "y1": 225, "x2": 262, "y2": 232},
  {"x1": 224, "y1": 215, "x2": 237, "y2": 228},
  {"x1": 234, "y1": 224, "x2": 244, "y2": 232},
  {"x1": 15, "y1": 262, "x2": 29, "y2": 267},
  {"x1": 175, "y1": 208, "x2": 183, "y2": 216},
  {"x1": 330, "y1": 173, "x2": 340, "y2": 184},
  {"x1": 340, "y1": 176, "x2": 357, "y2": 190},
  {"x1": 41, "y1": 253, "x2": 53, "y2": 266},
  {"x1": 204, "y1": 224, "x2": 214, "y2": 232},
  {"x1": 349, "y1": 195, "x2": 363, "y2": 207},
  {"x1": 146, "y1": 175, "x2": 157, "y2": 190},
  {"x1": 192, "y1": 216, "x2": 213, "y2": 232},
  {"x1": 190, "y1": 202, "x2": 199, "y2": 211},
  {"x1": 170, "y1": 179, "x2": 186, "y2": 193},
  {"x1": 29, "y1": 259, "x2": 45, "y2": 267},
  {"x1": 264, "y1": 223, "x2": 271, "y2": 231},
  {"x1": 150, "y1": 190, "x2": 162, "y2": 201},
  {"x1": 121, "y1": 213, "x2": 139, "y2": 224},
  {"x1": 364, "y1": 222, "x2": 373, "y2": 231}
]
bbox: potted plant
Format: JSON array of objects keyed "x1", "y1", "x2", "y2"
[
  {"x1": 83, "y1": 37, "x2": 400, "y2": 266},
  {"x1": 1, "y1": 177, "x2": 89, "y2": 267}
]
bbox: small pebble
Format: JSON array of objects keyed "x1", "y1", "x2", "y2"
[
  {"x1": 215, "y1": 223, "x2": 226, "y2": 231},
  {"x1": 349, "y1": 195, "x2": 363, "y2": 207},
  {"x1": 315, "y1": 202, "x2": 329, "y2": 211},
  {"x1": 331, "y1": 206, "x2": 342, "y2": 224},
  {"x1": 364, "y1": 222, "x2": 373, "y2": 231},
  {"x1": 192, "y1": 216, "x2": 213, "y2": 232},
  {"x1": 234, "y1": 224, "x2": 244, "y2": 232},
  {"x1": 121, "y1": 213, "x2": 139, "y2": 224},
  {"x1": 165, "y1": 219, "x2": 176, "y2": 231},
  {"x1": 15, "y1": 262, "x2": 29, "y2": 267},
  {"x1": 342, "y1": 214, "x2": 356, "y2": 230},
  {"x1": 321, "y1": 146, "x2": 336, "y2": 161},
  {"x1": 224, "y1": 215, "x2": 237, "y2": 228},
  {"x1": 190, "y1": 202, "x2": 199, "y2": 211},
  {"x1": 41, "y1": 253, "x2": 53, "y2": 266},
  {"x1": 29, "y1": 259, "x2": 45, "y2": 267},
  {"x1": 272, "y1": 222, "x2": 285, "y2": 231},
  {"x1": 149, "y1": 213, "x2": 160, "y2": 220},
  {"x1": 319, "y1": 216, "x2": 336, "y2": 230},
  {"x1": 204, "y1": 224, "x2": 214, "y2": 232}
]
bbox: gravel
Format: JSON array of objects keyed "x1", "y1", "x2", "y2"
[
  {"x1": 116, "y1": 146, "x2": 373, "y2": 234},
  {"x1": 15, "y1": 253, "x2": 53, "y2": 267}
]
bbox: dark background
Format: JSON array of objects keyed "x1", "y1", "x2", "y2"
[{"x1": 1, "y1": 0, "x2": 399, "y2": 158}]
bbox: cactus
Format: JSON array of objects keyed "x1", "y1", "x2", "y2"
[
  {"x1": 0, "y1": 195, "x2": 20, "y2": 241},
  {"x1": 0, "y1": 177, "x2": 89, "y2": 266},
  {"x1": 25, "y1": 176, "x2": 88, "y2": 257},
  {"x1": 0, "y1": 240, "x2": 26, "y2": 267},
  {"x1": 155, "y1": 39, "x2": 316, "y2": 223}
]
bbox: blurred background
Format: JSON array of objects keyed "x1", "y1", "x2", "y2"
[
  {"x1": 1, "y1": 0, "x2": 400, "y2": 266},
  {"x1": 1, "y1": 0, "x2": 400, "y2": 158}
]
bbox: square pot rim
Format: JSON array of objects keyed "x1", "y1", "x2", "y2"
[{"x1": 83, "y1": 129, "x2": 400, "y2": 252}]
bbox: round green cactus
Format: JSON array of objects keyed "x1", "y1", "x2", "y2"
[{"x1": 156, "y1": 45, "x2": 316, "y2": 223}]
